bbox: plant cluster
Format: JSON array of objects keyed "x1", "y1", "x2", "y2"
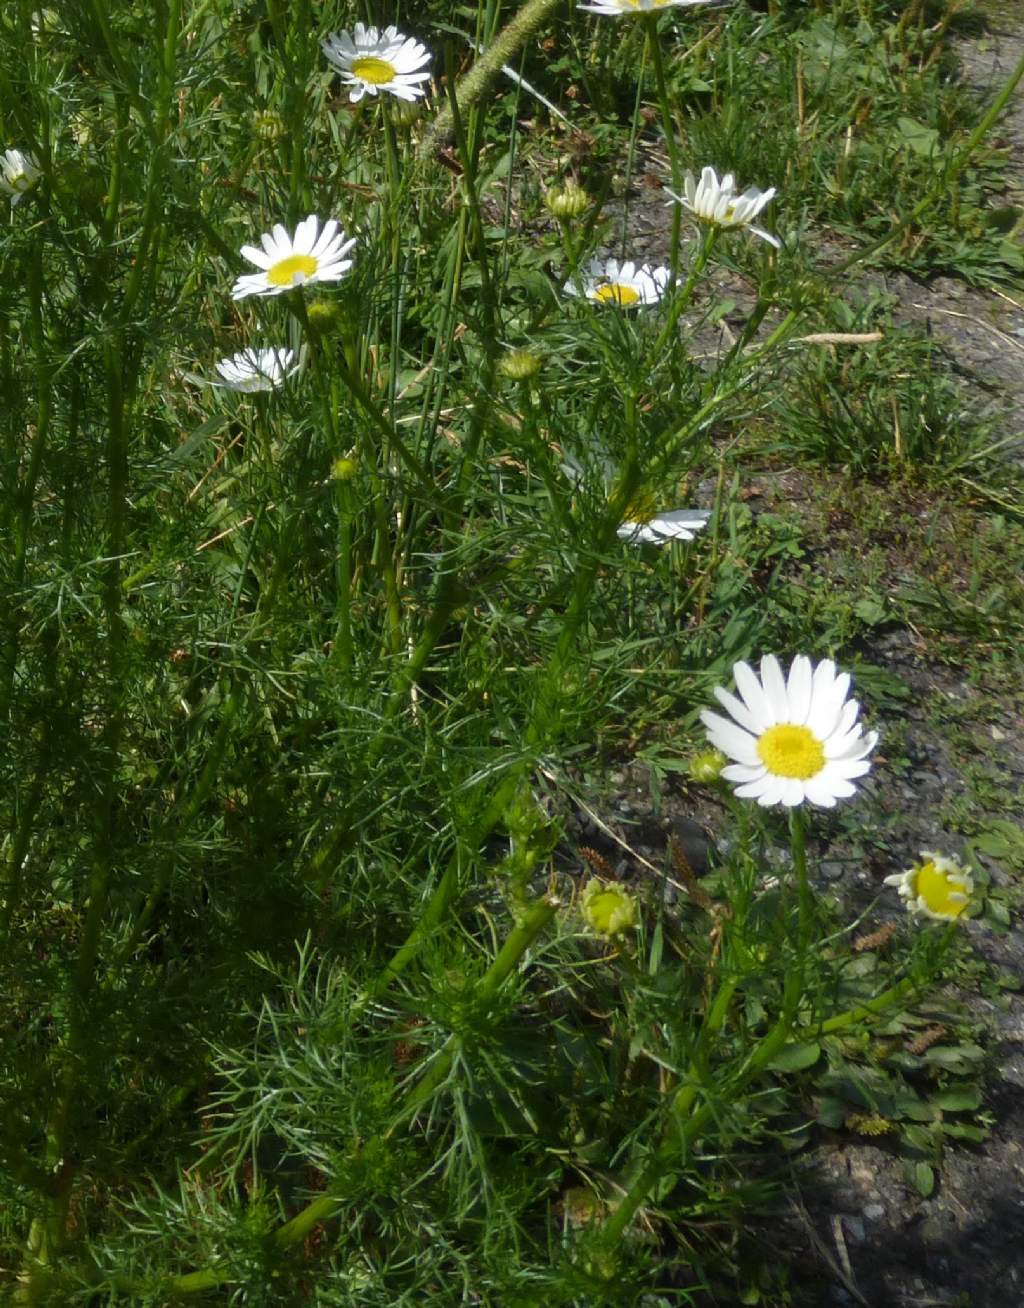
[{"x1": 1, "y1": 0, "x2": 1018, "y2": 1304}]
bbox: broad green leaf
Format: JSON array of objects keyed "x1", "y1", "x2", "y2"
[{"x1": 769, "y1": 1041, "x2": 821, "y2": 1073}]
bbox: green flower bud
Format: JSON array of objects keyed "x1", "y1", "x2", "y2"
[
  {"x1": 545, "y1": 180, "x2": 588, "y2": 220},
  {"x1": 581, "y1": 878, "x2": 637, "y2": 939},
  {"x1": 332, "y1": 456, "x2": 358, "y2": 482},
  {"x1": 388, "y1": 99, "x2": 423, "y2": 130},
  {"x1": 688, "y1": 749, "x2": 728, "y2": 784},
  {"x1": 306, "y1": 299, "x2": 343, "y2": 334},
  {"x1": 253, "y1": 110, "x2": 286, "y2": 142},
  {"x1": 497, "y1": 348, "x2": 543, "y2": 382}
]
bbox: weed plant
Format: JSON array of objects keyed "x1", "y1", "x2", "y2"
[{"x1": 1, "y1": 0, "x2": 1020, "y2": 1303}]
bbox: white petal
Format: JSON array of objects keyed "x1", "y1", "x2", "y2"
[
  {"x1": 310, "y1": 218, "x2": 339, "y2": 258},
  {"x1": 759, "y1": 655, "x2": 790, "y2": 724},
  {"x1": 733, "y1": 660, "x2": 770, "y2": 726},
  {"x1": 700, "y1": 710, "x2": 759, "y2": 764},
  {"x1": 786, "y1": 655, "x2": 813, "y2": 725},
  {"x1": 713, "y1": 686, "x2": 767, "y2": 735},
  {"x1": 239, "y1": 244, "x2": 272, "y2": 270},
  {"x1": 779, "y1": 779, "x2": 806, "y2": 807},
  {"x1": 721, "y1": 762, "x2": 765, "y2": 783},
  {"x1": 749, "y1": 225, "x2": 782, "y2": 249},
  {"x1": 802, "y1": 776, "x2": 840, "y2": 808},
  {"x1": 293, "y1": 215, "x2": 317, "y2": 253},
  {"x1": 824, "y1": 757, "x2": 872, "y2": 781}
]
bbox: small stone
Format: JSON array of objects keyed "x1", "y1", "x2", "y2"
[
  {"x1": 821, "y1": 861, "x2": 845, "y2": 881},
  {"x1": 842, "y1": 1215, "x2": 865, "y2": 1242},
  {"x1": 863, "y1": 1203, "x2": 885, "y2": 1221},
  {"x1": 991, "y1": 725, "x2": 1007, "y2": 742}
]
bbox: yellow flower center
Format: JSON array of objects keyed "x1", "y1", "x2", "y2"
[
  {"x1": 756, "y1": 723, "x2": 825, "y2": 780},
  {"x1": 914, "y1": 861, "x2": 969, "y2": 919},
  {"x1": 593, "y1": 282, "x2": 640, "y2": 306},
  {"x1": 351, "y1": 56, "x2": 397, "y2": 86},
  {"x1": 622, "y1": 490, "x2": 658, "y2": 524},
  {"x1": 267, "y1": 253, "x2": 319, "y2": 287}
]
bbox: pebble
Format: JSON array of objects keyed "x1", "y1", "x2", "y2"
[{"x1": 863, "y1": 1203, "x2": 886, "y2": 1221}]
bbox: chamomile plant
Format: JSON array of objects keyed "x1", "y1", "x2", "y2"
[{"x1": 0, "y1": 0, "x2": 1014, "y2": 1303}]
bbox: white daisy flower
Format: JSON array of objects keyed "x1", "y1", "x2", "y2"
[
  {"x1": 884, "y1": 852, "x2": 973, "y2": 922},
  {"x1": 700, "y1": 654, "x2": 878, "y2": 809},
  {"x1": 666, "y1": 165, "x2": 780, "y2": 248},
  {"x1": 617, "y1": 508, "x2": 710, "y2": 545},
  {"x1": 322, "y1": 24, "x2": 432, "y2": 104},
  {"x1": 579, "y1": 0, "x2": 716, "y2": 15},
  {"x1": 565, "y1": 258, "x2": 669, "y2": 307},
  {"x1": 182, "y1": 348, "x2": 298, "y2": 393},
  {"x1": 232, "y1": 216, "x2": 355, "y2": 301},
  {"x1": 1, "y1": 149, "x2": 41, "y2": 204}
]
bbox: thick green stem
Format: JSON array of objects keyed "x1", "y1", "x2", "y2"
[{"x1": 417, "y1": 0, "x2": 562, "y2": 158}]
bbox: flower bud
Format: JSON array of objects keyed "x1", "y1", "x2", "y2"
[
  {"x1": 388, "y1": 99, "x2": 423, "y2": 130},
  {"x1": 581, "y1": 878, "x2": 637, "y2": 939},
  {"x1": 545, "y1": 180, "x2": 588, "y2": 220},
  {"x1": 497, "y1": 348, "x2": 542, "y2": 382},
  {"x1": 252, "y1": 110, "x2": 286, "y2": 142},
  {"x1": 306, "y1": 298, "x2": 343, "y2": 334},
  {"x1": 332, "y1": 456, "x2": 358, "y2": 482},
  {"x1": 688, "y1": 749, "x2": 727, "y2": 784}
]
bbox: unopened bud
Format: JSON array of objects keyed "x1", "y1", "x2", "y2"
[
  {"x1": 332, "y1": 456, "x2": 358, "y2": 481},
  {"x1": 545, "y1": 180, "x2": 588, "y2": 220},
  {"x1": 498, "y1": 348, "x2": 542, "y2": 382},
  {"x1": 253, "y1": 110, "x2": 286, "y2": 142},
  {"x1": 388, "y1": 99, "x2": 424, "y2": 130},
  {"x1": 688, "y1": 749, "x2": 727, "y2": 784},
  {"x1": 306, "y1": 299, "x2": 343, "y2": 334}
]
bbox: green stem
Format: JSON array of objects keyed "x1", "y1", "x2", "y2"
[
  {"x1": 645, "y1": 17, "x2": 684, "y2": 277},
  {"x1": 812, "y1": 976, "x2": 918, "y2": 1036},
  {"x1": 417, "y1": 0, "x2": 563, "y2": 158},
  {"x1": 647, "y1": 227, "x2": 717, "y2": 364},
  {"x1": 597, "y1": 809, "x2": 813, "y2": 1250},
  {"x1": 140, "y1": 898, "x2": 559, "y2": 1297}
]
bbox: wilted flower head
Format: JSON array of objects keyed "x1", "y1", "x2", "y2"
[
  {"x1": 617, "y1": 506, "x2": 709, "y2": 546},
  {"x1": 565, "y1": 257, "x2": 669, "y2": 307},
  {"x1": 182, "y1": 348, "x2": 298, "y2": 393},
  {"x1": 322, "y1": 24, "x2": 431, "y2": 103},
  {"x1": 581, "y1": 878, "x2": 637, "y2": 938},
  {"x1": 666, "y1": 165, "x2": 780, "y2": 247},
  {"x1": 232, "y1": 216, "x2": 355, "y2": 300},
  {"x1": 701, "y1": 654, "x2": 878, "y2": 808},
  {"x1": 1, "y1": 149, "x2": 41, "y2": 204},
  {"x1": 884, "y1": 852, "x2": 973, "y2": 921}
]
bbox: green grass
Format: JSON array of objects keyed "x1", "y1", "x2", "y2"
[{"x1": 1, "y1": 0, "x2": 1022, "y2": 1303}]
